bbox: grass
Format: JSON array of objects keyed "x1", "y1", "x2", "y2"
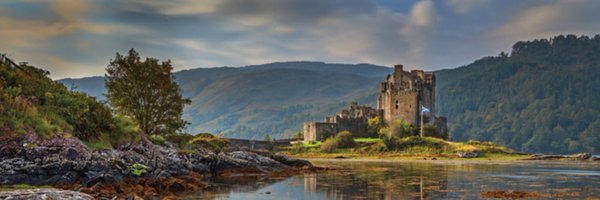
[
  {"x1": 354, "y1": 138, "x2": 381, "y2": 143},
  {"x1": 301, "y1": 141, "x2": 322, "y2": 147},
  {"x1": 0, "y1": 184, "x2": 52, "y2": 191},
  {"x1": 278, "y1": 136, "x2": 526, "y2": 160},
  {"x1": 190, "y1": 133, "x2": 229, "y2": 152},
  {"x1": 82, "y1": 137, "x2": 113, "y2": 151}
]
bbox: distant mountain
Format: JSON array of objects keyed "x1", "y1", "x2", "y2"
[
  {"x1": 58, "y1": 62, "x2": 391, "y2": 139},
  {"x1": 436, "y1": 35, "x2": 600, "y2": 154},
  {"x1": 59, "y1": 76, "x2": 105, "y2": 100}
]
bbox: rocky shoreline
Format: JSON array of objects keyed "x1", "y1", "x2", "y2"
[{"x1": 0, "y1": 133, "x2": 318, "y2": 199}]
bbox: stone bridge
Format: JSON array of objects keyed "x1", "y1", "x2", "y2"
[{"x1": 226, "y1": 138, "x2": 294, "y2": 150}]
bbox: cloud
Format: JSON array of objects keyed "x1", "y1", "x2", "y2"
[
  {"x1": 3, "y1": 0, "x2": 600, "y2": 79},
  {"x1": 409, "y1": 0, "x2": 438, "y2": 27},
  {"x1": 400, "y1": 0, "x2": 439, "y2": 67},
  {"x1": 490, "y1": 0, "x2": 600, "y2": 45},
  {"x1": 445, "y1": 0, "x2": 488, "y2": 14}
]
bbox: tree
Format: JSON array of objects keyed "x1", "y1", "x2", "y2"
[
  {"x1": 292, "y1": 131, "x2": 303, "y2": 140},
  {"x1": 105, "y1": 49, "x2": 190, "y2": 135},
  {"x1": 264, "y1": 134, "x2": 272, "y2": 141},
  {"x1": 367, "y1": 116, "x2": 385, "y2": 137},
  {"x1": 388, "y1": 119, "x2": 416, "y2": 138}
]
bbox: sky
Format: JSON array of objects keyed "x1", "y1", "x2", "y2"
[{"x1": 1, "y1": 0, "x2": 600, "y2": 79}]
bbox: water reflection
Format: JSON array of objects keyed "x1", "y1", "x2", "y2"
[{"x1": 188, "y1": 160, "x2": 600, "y2": 199}]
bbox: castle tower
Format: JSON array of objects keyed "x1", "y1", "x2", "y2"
[{"x1": 377, "y1": 64, "x2": 436, "y2": 126}]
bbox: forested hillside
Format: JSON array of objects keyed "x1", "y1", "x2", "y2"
[
  {"x1": 436, "y1": 35, "x2": 600, "y2": 154},
  {"x1": 59, "y1": 62, "x2": 391, "y2": 139}
]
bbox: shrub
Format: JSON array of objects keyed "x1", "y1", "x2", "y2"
[
  {"x1": 388, "y1": 119, "x2": 416, "y2": 138},
  {"x1": 336, "y1": 131, "x2": 355, "y2": 148},
  {"x1": 320, "y1": 137, "x2": 339, "y2": 153},
  {"x1": 190, "y1": 133, "x2": 229, "y2": 152},
  {"x1": 108, "y1": 115, "x2": 141, "y2": 148},
  {"x1": 164, "y1": 133, "x2": 196, "y2": 149},
  {"x1": 148, "y1": 134, "x2": 166, "y2": 145},
  {"x1": 319, "y1": 131, "x2": 356, "y2": 152},
  {"x1": 292, "y1": 131, "x2": 303, "y2": 140}
]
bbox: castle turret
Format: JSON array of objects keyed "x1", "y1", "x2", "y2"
[{"x1": 393, "y1": 64, "x2": 403, "y2": 84}]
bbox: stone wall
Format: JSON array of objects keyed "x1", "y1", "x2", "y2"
[
  {"x1": 335, "y1": 116, "x2": 369, "y2": 138},
  {"x1": 303, "y1": 122, "x2": 337, "y2": 142},
  {"x1": 303, "y1": 102, "x2": 382, "y2": 142}
]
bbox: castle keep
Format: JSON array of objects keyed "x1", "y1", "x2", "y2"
[
  {"x1": 303, "y1": 64, "x2": 447, "y2": 142},
  {"x1": 378, "y1": 64, "x2": 436, "y2": 126}
]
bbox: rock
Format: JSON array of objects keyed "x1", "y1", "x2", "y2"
[
  {"x1": 228, "y1": 151, "x2": 288, "y2": 172},
  {"x1": 529, "y1": 153, "x2": 592, "y2": 160},
  {"x1": 0, "y1": 133, "x2": 313, "y2": 198},
  {"x1": 0, "y1": 188, "x2": 94, "y2": 200},
  {"x1": 571, "y1": 153, "x2": 591, "y2": 160},
  {"x1": 457, "y1": 152, "x2": 478, "y2": 158},
  {"x1": 270, "y1": 153, "x2": 312, "y2": 167}
]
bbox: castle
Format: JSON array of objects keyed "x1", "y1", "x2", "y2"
[{"x1": 303, "y1": 64, "x2": 447, "y2": 142}]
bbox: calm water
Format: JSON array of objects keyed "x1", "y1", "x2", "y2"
[{"x1": 186, "y1": 159, "x2": 600, "y2": 199}]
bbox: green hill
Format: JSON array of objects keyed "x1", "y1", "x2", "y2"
[
  {"x1": 59, "y1": 62, "x2": 391, "y2": 139},
  {"x1": 436, "y1": 35, "x2": 600, "y2": 154},
  {"x1": 0, "y1": 57, "x2": 138, "y2": 148}
]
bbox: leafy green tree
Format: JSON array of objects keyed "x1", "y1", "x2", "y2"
[
  {"x1": 105, "y1": 49, "x2": 190, "y2": 135},
  {"x1": 264, "y1": 133, "x2": 272, "y2": 141},
  {"x1": 367, "y1": 116, "x2": 385, "y2": 137},
  {"x1": 292, "y1": 131, "x2": 303, "y2": 140}
]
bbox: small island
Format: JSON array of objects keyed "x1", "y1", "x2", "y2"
[{"x1": 279, "y1": 65, "x2": 595, "y2": 161}]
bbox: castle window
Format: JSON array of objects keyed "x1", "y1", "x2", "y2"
[{"x1": 395, "y1": 100, "x2": 399, "y2": 110}]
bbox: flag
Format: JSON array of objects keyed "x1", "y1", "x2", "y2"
[{"x1": 421, "y1": 106, "x2": 430, "y2": 113}]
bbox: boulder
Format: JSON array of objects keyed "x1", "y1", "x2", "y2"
[
  {"x1": 457, "y1": 152, "x2": 478, "y2": 158},
  {"x1": 571, "y1": 153, "x2": 591, "y2": 160},
  {"x1": 270, "y1": 153, "x2": 312, "y2": 167}
]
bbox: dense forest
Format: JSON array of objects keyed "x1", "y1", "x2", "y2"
[{"x1": 436, "y1": 35, "x2": 600, "y2": 154}]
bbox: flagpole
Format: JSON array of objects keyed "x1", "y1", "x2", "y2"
[{"x1": 420, "y1": 107, "x2": 424, "y2": 137}]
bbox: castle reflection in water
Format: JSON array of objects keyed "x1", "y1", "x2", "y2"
[{"x1": 300, "y1": 162, "x2": 449, "y2": 200}]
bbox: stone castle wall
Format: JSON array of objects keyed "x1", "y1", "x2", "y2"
[
  {"x1": 303, "y1": 122, "x2": 337, "y2": 141},
  {"x1": 303, "y1": 103, "x2": 382, "y2": 141}
]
